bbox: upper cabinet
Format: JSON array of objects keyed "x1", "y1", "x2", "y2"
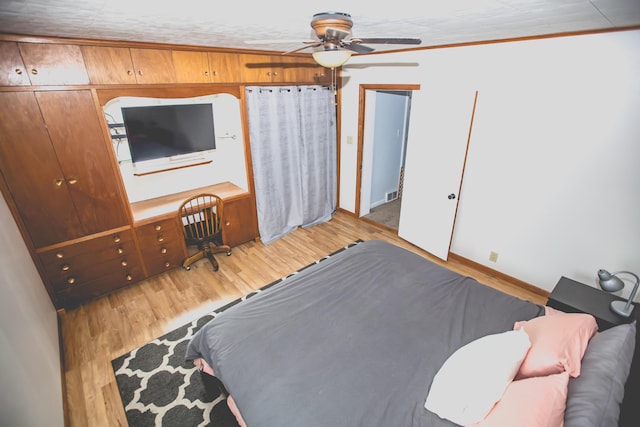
[
  {"x1": 129, "y1": 48, "x2": 177, "y2": 84},
  {"x1": 238, "y1": 54, "x2": 329, "y2": 84},
  {"x1": 0, "y1": 41, "x2": 30, "y2": 86},
  {"x1": 172, "y1": 50, "x2": 212, "y2": 83},
  {"x1": 82, "y1": 46, "x2": 137, "y2": 84},
  {"x1": 18, "y1": 43, "x2": 90, "y2": 85},
  {"x1": 83, "y1": 46, "x2": 177, "y2": 84}
]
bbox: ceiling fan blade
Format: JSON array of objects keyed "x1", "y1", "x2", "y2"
[
  {"x1": 282, "y1": 43, "x2": 321, "y2": 55},
  {"x1": 352, "y1": 38, "x2": 422, "y2": 45},
  {"x1": 342, "y1": 42, "x2": 375, "y2": 54}
]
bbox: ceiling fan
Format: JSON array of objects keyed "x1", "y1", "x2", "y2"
[{"x1": 249, "y1": 12, "x2": 422, "y2": 68}]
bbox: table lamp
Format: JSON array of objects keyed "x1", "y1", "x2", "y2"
[{"x1": 597, "y1": 269, "x2": 639, "y2": 317}]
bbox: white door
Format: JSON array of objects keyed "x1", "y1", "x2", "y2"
[{"x1": 398, "y1": 88, "x2": 477, "y2": 260}]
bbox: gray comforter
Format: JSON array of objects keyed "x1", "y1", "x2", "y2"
[{"x1": 186, "y1": 240, "x2": 544, "y2": 426}]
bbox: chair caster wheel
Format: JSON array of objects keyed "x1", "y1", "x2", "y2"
[
  {"x1": 213, "y1": 266, "x2": 219, "y2": 272},
  {"x1": 183, "y1": 266, "x2": 191, "y2": 271},
  {"x1": 226, "y1": 251, "x2": 231, "y2": 256}
]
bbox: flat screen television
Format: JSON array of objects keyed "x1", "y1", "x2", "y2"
[{"x1": 121, "y1": 103, "x2": 216, "y2": 164}]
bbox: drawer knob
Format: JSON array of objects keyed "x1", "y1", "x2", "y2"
[
  {"x1": 117, "y1": 247, "x2": 124, "y2": 254},
  {"x1": 160, "y1": 247, "x2": 167, "y2": 254},
  {"x1": 154, "y1": 225, "x2": 162, "y2": 231},
  {"x1": 67, "y1": 277, "x2": 75, "y2": 285},
  {"x1": 113, "y1": 235, "x2": 121, "y2": 243},
  {"x1": 225, "y1": 221, "x2": 230, "y2": 226},
  {"x1": 164, "y1": 261, "x2": 171, "y2": 268},
  {"x1": 157, "y1": 235, "x2": 164, "y2": 242},
  {"x1": 61, "y1": 264, "x2": 70, "y2": 272},
  {"x1": 121, "y1": 260, "x2": 128, "y2": 267},
  {"x1": 56, "y1": 252, "x2": 64, "y2": 259},
  {"x1": 126, "y1": 274, "x2": 133, "y2": 281}
]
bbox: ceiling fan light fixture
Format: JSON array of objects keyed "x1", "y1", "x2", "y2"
[{"x1": 312, "y1": 49, "x2": 352, "y2": 68}]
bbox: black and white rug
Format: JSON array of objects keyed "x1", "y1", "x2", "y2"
[{"x1": 112, "y1": 240, "x2": 363, "y2": 426}]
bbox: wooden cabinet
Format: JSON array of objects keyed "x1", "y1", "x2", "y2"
[
  {"x1": 172, "y1": 50, "x2": 242, "y2": 83},
  {"x1": 0, "y1": 90, "x2": 129, "y2": 248},
  {"x1": 0, "y1": 41, "x2": 30, "y2": 86},
  {"x1": 37, "y1": 228, "x2": 143, "y2": 307},
  {"x1": 239, "y1": 53, "x2": 329, "y2": 84},
  {"x1": 208, "y1": 52, "x2": 241, "y2": 83},
  {"x1": 223, "y1": 196, "x2": 259, "y2": 247},
  {"x1": 83, "y1": 46, "x2": 177, "y2": 84},
  {"x1": 17, "y1": 43, "x2": 89, "y2": 85},
  {"x1": 129, "y1": 48, "x2": 176, "y2": 84},
  {"x1": 135, "y1": 217, "x2": 187, "y2": 276},
  {"x1": 82, "y1": 46, "x2": 137, "y2": 84}
]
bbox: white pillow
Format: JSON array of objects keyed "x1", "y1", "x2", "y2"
[{"x1": 425, "y1": 328, "x2": 531, "y2": 426}]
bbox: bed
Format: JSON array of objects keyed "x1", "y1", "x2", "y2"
[{"x1": 185, "y1": 240, "x2": 636, "y2": 426}]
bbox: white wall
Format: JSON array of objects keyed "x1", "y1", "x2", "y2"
[
  {"x1": 0, "y1": 196, "x2": 64, "y2": 426},
  {"x1": 340, "y1": 29, "x2": 640, "y2": 295}
]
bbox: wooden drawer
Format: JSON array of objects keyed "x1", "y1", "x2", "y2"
[
  {"x1": 39, "y1": 231, "x2": 136, "y2": 274},
  {"x1": 54, "y1": 264, "x2": 145, "y2": 308},
  {"x1": 135, "y1": 217, "x2": 187, "y2": 276}
]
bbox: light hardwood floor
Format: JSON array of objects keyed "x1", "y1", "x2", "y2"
[{"x1": 60, "y1": 211, "x2": 546, "y2": 426}]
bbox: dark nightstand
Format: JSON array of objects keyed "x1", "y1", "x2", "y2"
[
  {"x1": 547, "y1": 276, "x2": 639, "y2": 427},
  {"x1": 547, "y1": 276, "x2": 636, "y2": 331}
]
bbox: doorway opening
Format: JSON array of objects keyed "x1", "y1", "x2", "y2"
[{"x1": 355, "y1": 85, "x2": 418, "y2": 231}]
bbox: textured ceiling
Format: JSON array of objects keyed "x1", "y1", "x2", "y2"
[{"x1": 1, "y1": 0, "x2": 639, "y2": 54}]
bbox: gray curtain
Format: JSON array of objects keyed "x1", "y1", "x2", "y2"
[{"x1": 246, "y1": 86, "x2": 336, "y2": 244}]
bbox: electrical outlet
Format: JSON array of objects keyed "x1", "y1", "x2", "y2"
[
  {"x1": 489, "y1": 251, "x2": 499, "y2": 262},
  {"x1": 346, "y1": 135, "x2": 354, "y2": 145}
]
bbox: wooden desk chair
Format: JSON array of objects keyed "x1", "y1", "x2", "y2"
[{"x1": 178, "y1": 193, "x2": 231, "y2": 271}]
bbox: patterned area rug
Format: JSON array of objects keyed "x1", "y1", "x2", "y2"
[{"x1": 112, "y1": 240, "x2": 363, "y2": 426}]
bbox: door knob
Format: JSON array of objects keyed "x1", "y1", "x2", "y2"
[{"x1": 448, "y1": 193, "x2": 456, "y2": 200}]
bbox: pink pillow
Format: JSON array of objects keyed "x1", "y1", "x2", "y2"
[
  {"x1": 469, "y1": 372, "x2": 569, "y2": 427},
  {"x1": 514, "y1": 312, "x2": 597, "y2": 378},
  {"x1": 544, "y1": 305, "x2": 564, "y2": 316}
]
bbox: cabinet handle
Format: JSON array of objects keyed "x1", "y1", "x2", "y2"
[
  {"x1": 164, "y1": 261, "x2": 171, "y2": 268},
  {"x1": 225, "y1": 221, "x2": 230, "y2": 226},
  {"x1": 67, "y1": 178, "x2": 78, "y2": 185},
  {"x1": 204, "y1": 71, "x2": 209, "y2": 76},
  {"x1": 121, "y1": 260, "x2": 128, "y2": 267},
  {"x1": 15, "y1": 68, "x2": 23, "y2": 75},
  {"x1": 56, "y1": 252, "x2": 64, "y2": 259},
  {"x1": 273, "y1": 71, "x2": 278, "y2": 76},
  {"x1": 138, "y1": 70, "x2": 144, "y2": 76},
  {"x1": 157, "y1": 235, "x2": 164, "y2": 242},
  {"x1": 54, "y1": 179, "x2": 64, "y2": 187},
  {"x1": 61, "y1": 264, "x2": 70, "y2": 271},
  {"x1": 127, "y1": 70, "x2": 133, "y2": 76},
  {"x1": 160, "y1": 247, "x2": 167, "y2": 254},
  {"x1": 113, "y1": 235, "x2": 121, "y2": 243},
  {"x1": 67, "y1": 277, "x2": 76, "y2": 285},
  {"x1": 31, "y1": 69, "x2": 38, "y2": 75},
  {"x1": 126, "y1": 274, "x2": 133, "y2": 281},
  {"x1": 213, "y1": 71, "x2": 218, "y2": 76},
  {"x1": 154, "y1": 225, "x2": 162, "y2": 231},
  {"x1": 117, "y1": 247, "x2": 124, "y2": 254}
]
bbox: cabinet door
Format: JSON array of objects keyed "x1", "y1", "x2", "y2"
[
  {"x1": 129, "y1": 48, "x2": 176, "y2": 84},
  {"x1": 18, "y1": 43, "x2": 90, "y2": 85},
  {"x1": 0, "y1": 41, "x2": 30, "y2": 86},
  {"x1": 207, "y1": 52, "x2": 241, "y2": 83},
  {"x1": 172, "y1": 50, "x2": 212, "y2": 83},
  {"x1": 0, "y1": 91, "x2": 82, "y2": 247},
  {"x1": 238, "y1": 54, "x2": 277, "y2": 83},
  {"x1": 82, "y1": 46, "x2": 137, "y2": 84},
  {"x1": 222, "y1": 196, "x2": 258, "y2": 247},
  {"x1": 35, "y1": 90, "x2": 129, "y2": 239}
]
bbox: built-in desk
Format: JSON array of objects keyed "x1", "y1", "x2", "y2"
[{"x1": 129, "y1": 182, "x2": 259, "y2": 277}]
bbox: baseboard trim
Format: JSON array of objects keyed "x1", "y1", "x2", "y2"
[
  {"x1": 448, "y1": 252, "x2": 550, "y2": 299},
  {"x1": 57, "y1": 308, "x2": 70, "y2": 427}
]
